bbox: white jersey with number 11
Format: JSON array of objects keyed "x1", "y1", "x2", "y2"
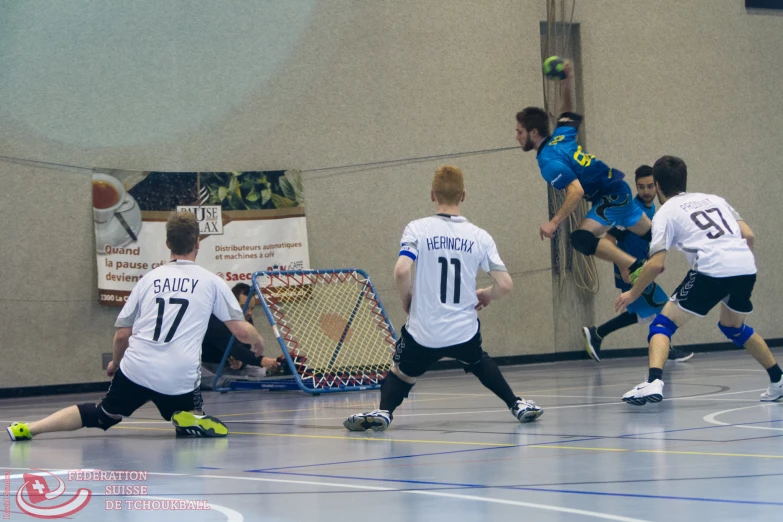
[{"x1": 399, "y1": 214, "x2": 507, "y2": 348}]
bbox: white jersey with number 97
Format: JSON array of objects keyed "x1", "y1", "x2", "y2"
[
  {"x1": 649, "y1": 192, "x2": 756, "y2": 277},
  {"x1": 400, "y1": 214, "x2": 507, "y2": 348},
  {"x1": 115, "y1": 260, "x2": 245, "y2": 395}
]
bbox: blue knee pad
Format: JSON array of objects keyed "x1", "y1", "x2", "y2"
[
  {"x1": 718, "y1": 322, "x2": 754, "y2": 347},
  {"x1": 648, "y1": 314, "x2": 678, "y2": 342}
]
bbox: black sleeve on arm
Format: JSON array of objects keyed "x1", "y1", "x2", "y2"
[
  {"x1": 228, "y1": 343, "x2": 263, "y2": 367},
  {"x1": 556, "y1": 112, "x2": 583, "y2": 130}
]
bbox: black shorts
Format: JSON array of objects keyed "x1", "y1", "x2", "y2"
[
  {"x1": 394, "y1": 325, "x2": 484, "y2": 378},
  {"x1": 100, "y1": 368, "x2": 204, "y2": 421},
  {"x1": 672, "y1": 270, "x2": 756, "y2": 317}
]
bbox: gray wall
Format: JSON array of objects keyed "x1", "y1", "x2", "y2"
[{"x1": 0, "y1": 1, "x2": 780, "y2": 387}]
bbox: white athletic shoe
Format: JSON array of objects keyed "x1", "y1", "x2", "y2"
[
  {"x1": 343, "y1": 410, "x2": 392, "y2": 432},
  {"x1": 622, "y1": 379, "x2": 664, "y2": 406},
  {"x1": 511, "y1": 399, "x2": 543, "y2": 423},
  {"x1": 760, "y1": 379, "x2": 783, "y2": 402}
]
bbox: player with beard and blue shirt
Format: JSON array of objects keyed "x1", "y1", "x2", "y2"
[
  {"x1": 582, "y1": 166, "x2": 693, "y2": 362},
  {"x1": 516, "y1": 60, "x2": 651, "y2": 284}
]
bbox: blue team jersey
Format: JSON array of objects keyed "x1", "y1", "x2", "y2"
[
  {"x1": 536, "y1": 113, "x2": 627, "y2": 202},
  {"x1": 612, "y1": 197, "x2": 656, "y2": 291}
]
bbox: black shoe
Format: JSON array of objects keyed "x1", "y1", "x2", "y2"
[
  {"x1": 668, "y1": 346, "x2": 694, "y2": 362},
  {"x1": 582, "y1": 326, "x2": 602, "y2": 362}
]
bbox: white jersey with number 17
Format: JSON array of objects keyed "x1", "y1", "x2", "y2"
[
  {"x1": 649, "y1": 192, "x2": 756, "y2": 278},
  {"x1": 115, "y1": 260, "x2": 245, "y2": 395},
  {"x1": 400, "y1": 214, "x2": 507, "y2": 348}
]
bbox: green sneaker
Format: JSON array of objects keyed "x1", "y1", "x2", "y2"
[
  {"x1": 171, "y1": 411, "x2": 228, "y2": 438},
  {"x1": 7, "y1": 422, "x2": 32, "y2": 441},
  {"x1": 628, "y1": 263, "x2": 646, "y2": 284}
]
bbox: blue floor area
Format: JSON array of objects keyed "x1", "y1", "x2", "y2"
[{"x1": 2, "y1": 349, "x2": 783, "y2": 521}]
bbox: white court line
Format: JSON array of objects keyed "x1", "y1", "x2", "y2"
[
  {"x1": 33, "y1": 387, "x2": 766, "y2": 426},
  {"x1": 4, "y1": 467, "x2": 649, "y2": 522},
  {"x1": 697, "y1": 368, "x2": 765, "y2": 373},
  {"x1": 703, "y1": 403, "x2": 783, "y2": 432},
  {"x1": 144, "y1": 471, "x2": 651, "y2": 522},
  {"x1": 7, "y1": 469, "x2": 74, "y2": 480},
  {"x1": 0, "y1": 388, "x2": 769, "y2": 427},
  {"x1": 141, "y1": 496, "x2": 243, "y2": 522}
]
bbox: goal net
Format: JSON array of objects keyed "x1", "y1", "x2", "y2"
[{"x1": 249, "y1": 269, "x2": 396, "y2": 394}]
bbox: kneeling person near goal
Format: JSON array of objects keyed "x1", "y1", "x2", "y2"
[
  {"x1": 616, "y1": 156, "x2": 783, "y2": 405},
  {"x1": 344, "y1": 166, "x2": 542, "y2": 432},
  {"x1": 7, "y1": 212, "x2": 265, "y2": 441}
]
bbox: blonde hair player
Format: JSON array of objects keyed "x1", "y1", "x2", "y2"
[
  {"x1": 344, "y1": 166, "x2": 542, "y2": 432},
  {"x1": 7, "y1": 212, "x2": 265, "y2": 441}
]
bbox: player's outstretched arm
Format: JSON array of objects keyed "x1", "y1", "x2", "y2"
[
  {"x1": 394, "y1": 256, "x2": 414, "y2": 314},
  {"x1": 541, "y1": 179, "x2": 584, "y2": 239},
  {"x1": 560, "y1": 60, "x2": 575, "y2": 114},
  {"x1": 615, "y1": 251, "x2": 667, "y2": 312},
  {"x1": 738, "y1": 221, "x2": 755, "y2": 252},
  {"x1": 476, "y1": 271, "x2": 513, "y2": 311},
  {"x1": 107, "y1": 327, "x2": 132, "y2": 376},
  {"x1": 225, "y1": 320, "x2": 265, "y2": 357}
]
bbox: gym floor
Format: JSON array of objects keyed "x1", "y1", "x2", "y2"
[{"x1": 2, "y1": 350, "x2": 783, "y2": 522}]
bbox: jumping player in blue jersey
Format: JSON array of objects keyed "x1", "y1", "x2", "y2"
[
  {"x1": 581, "y1": 166, "x2": 694, "y2": 362},
  {"x1": 516, "y1": 60, "x2": 649, "y2": 283}
]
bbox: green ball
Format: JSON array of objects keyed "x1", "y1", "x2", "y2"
[{"x1": 543, "y1": 56, "x2": 567, "y2": 80}]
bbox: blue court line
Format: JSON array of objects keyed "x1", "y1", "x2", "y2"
[
  {"x1": 252, "y1": 417, "x2": 783, "y2": 472},
  {"x1": 250, "y1": 436, "x2": 605, "y2": 472},
  {"x1": 251, "y1": 470, "x2": 482, "y2": 488},
  {"x1": 506, "y1": 486, "x2": 783, "y2": 507},
  {"x1": 251, "y1": 469, "x2": 783, "y2": 507}
]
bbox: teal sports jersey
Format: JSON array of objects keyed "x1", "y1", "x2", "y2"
[{"x1": 536, "y1": 113, "x2": 628, "y2": 202}]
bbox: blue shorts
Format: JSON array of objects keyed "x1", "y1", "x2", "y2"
[
  {"x1": 626, "y1": 282, "x2": 670, "y2": 319},
  {"x1": 585, "y1": 181, "x2": 644, "y2": 228}
]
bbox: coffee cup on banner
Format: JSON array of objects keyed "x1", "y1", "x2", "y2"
[{"x1": 92, "y1": 174, "x2": 127, "y2": 224}]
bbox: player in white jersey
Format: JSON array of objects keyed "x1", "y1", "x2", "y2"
[
  {"x1": 615, "y1": 156, "x2": 783, "y2": 405},
  {"x1": 344, "y1": 166, "x2": 542, "y2": 432},
  {"x1": 7, "y1": 212, "x2": 265, "y2": 441}
]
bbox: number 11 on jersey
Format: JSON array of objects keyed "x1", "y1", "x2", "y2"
[{"x1": 438, "y1": 257, "x2": 461, "y2": 304}]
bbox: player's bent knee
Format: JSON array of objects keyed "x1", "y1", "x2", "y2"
[
  {"x1": 78, "y1": 403, "x2": 121, "y2": 431},
  {"x1": 570, "y1": 230, "x2": 600, "y2": 256},
  {"x1": 648, "y1": 314, "x2": 678, "y2": 342},
  {"x1": 463, "y1": 351, "x2": 491, "y2": 373},
  {"x1": 382, "y1": 371, "x2": 415, "y2": 398},
  {"x1": 391, "y1": 364, "x2": 417, "y2": 385},
  {"x1": 718, "y1": 322, "x2": 754, "y2": 347}
]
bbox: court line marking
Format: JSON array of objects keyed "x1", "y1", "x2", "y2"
[
  {"x1": 139, "y1": 495, "x2": 244, "y2": 522},
  {"x1": 703, "y1": 403, "x2": 783, "y2": 432},
  {"x1": 251, "y1": 469, "x2": 783, "y2": 508},
  {"x1": 117, "y1": 387, "x2": 765, "y2": 426},
  {"x1": 532, "y1": 445, "x2": 783, "y2": 459},
  {"x1": 143, "y1": 471, "x2": 652, "y2": 522},
  {"x1": 11, "y1": 466, "x2": 783, "y2": 511},
  {"x1": 112, "y1": 425, "x2": 521, "y2": 446}
]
